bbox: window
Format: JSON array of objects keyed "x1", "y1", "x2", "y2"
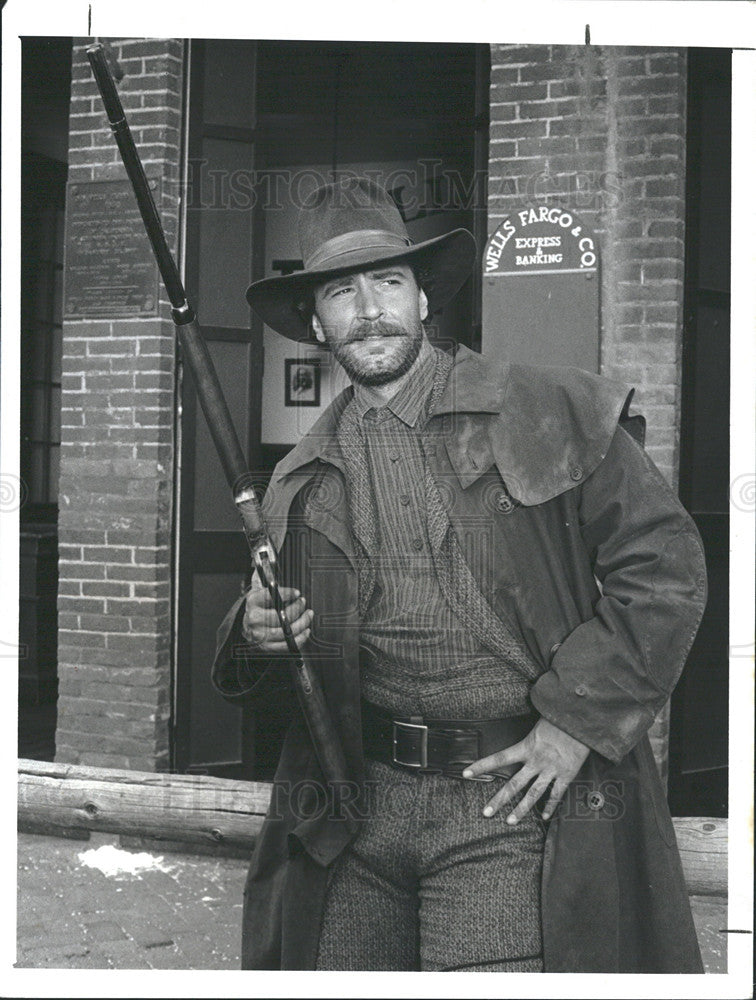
[{"x1": 20, "y1": 152, "x2": 65, "y2": 521}]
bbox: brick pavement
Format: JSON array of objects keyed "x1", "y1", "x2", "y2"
[
  {"x1": 16, "y1": 831, "x2": 247, "y2": 970},
  {"x1": 16, "y1": 830, "x2": 727, "y2": 972}
]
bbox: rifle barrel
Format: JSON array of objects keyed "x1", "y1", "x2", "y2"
[{"x1": 86, "y1": 43, "x2": 350, "y2": 789}]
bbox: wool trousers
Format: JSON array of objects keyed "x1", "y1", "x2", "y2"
[{"x1": 315, "y1": 759, "x2": 546, "y2": 971}]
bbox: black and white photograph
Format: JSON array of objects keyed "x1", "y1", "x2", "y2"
[
  {"x1": 284, "y1": 358, "x2": 321, "y2": 407},
  {"x1": 1, "y1": 1, "x2": 754, "y2": 996}
]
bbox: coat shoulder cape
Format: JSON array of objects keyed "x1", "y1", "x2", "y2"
[{"x1": 262, "y1": 344, "x2": 639, "y2": 545}]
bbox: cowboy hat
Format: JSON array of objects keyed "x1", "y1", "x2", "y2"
[{"x1": 245, "y1": 175, "x2": 477, "y2": 342}]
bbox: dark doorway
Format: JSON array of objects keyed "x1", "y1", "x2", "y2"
[
  {"x1": 668, "y1": 48, "x2": 731, "y2": 818},
  {"x1": 176, "y1": 39, "x2": 489, "y2": 777}
]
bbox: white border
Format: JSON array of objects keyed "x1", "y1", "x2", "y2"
[
  {"x1": 0, "y1": 12, "x2": 23, "y2": 988},
  {"x1": 2, "y1": 0, "x2": 755, "y2": 46},
  {"x1": 726, "y1": 45, "x2": 756, "y2": 992},
  {"x1": 2, "y1": 1, "x2": 755, "y2": 998}
]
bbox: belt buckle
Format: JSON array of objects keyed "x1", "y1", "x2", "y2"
[{"x1": 392, "y1": 720, "x2": 428, "y2": 769}]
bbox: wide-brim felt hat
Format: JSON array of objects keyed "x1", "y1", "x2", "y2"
[{"x1": 245, "y1": 175, "x2": 477, "y2": 342}]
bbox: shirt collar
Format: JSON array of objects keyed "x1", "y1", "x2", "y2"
[{"x1": 352, "y1": 336, "x2": 437, "y2": 428}]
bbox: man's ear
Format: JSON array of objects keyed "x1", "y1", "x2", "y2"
[
  {"x1": 311, "y1": 313, "x2": 326, "y2": 344},
  {"x1": 418, "y1": 288, "x2": 429, "y2": 322}
]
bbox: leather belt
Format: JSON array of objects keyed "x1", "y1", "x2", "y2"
[{"x1": 361, "y1": 699, "x2": 537, "y2": 780}]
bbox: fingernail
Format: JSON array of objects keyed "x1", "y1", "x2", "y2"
[
  {"x1": 462, "y1": 769, "x2": 472, "y2": 778},
  {"x1": 507, "y1": 815, "x2": 517, "y2": 825},
  {"x1": 483, "y1": 806, "x2": 493, "y2": 817}
]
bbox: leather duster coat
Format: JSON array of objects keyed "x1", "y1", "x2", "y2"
[{"x1": 212, "y1": 345, "x2": 708, "y2": 973}]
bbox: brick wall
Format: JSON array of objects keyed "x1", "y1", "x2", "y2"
[
  {"x1": 487, "y1": 44, "x2": 687, "y2": 776},
  {"x1": 56, "y1": 39, "x2": 183, "y2": 770}
]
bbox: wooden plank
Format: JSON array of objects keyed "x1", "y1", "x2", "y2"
[
  {"x1": 671, "y1": 816, "x2": 728, "y2": 897},
  {"x1": 17, "y1": 759, "x2": 728, "y2": 895}
]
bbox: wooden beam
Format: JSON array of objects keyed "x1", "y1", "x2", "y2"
[
  {"x1": 18, "y1": 758, "x2": 268, "y2": 850},
  {"x1": 17, "y1": 759, "x2": 728, "y2": 895}
]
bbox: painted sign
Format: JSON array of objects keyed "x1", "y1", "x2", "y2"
[
  {"x1": 484, "y1": 205, "x2": 598, "y2": 278},
  {"x1": 481, "y1": 207, "x2": 600, "y2": 373}
]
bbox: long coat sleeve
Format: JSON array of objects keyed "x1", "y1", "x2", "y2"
[
  {"x1": 212, "y1": 593, "x2": 296, "y2": 704},
  {"x1": 529, "y1": 426, "x2": 708, "y2": 762}
]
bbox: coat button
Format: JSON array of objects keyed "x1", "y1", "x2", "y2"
[
  {"x1": 389, "y1": 452, "x2": 400, "y2": 463},
  {"x1": 575, "y1": 684, "x2": 587, "y2": 697},
  {"x1": 412, "y1": 538, "x2": 423, "y2": 551},
  {"x1": 494, "y1": 490, "x2": 515, "y2": 514},
  {"x1": 570, "y1": 466, "x2": 583, "y2": 481},
  {"x1": 400, "y1": 494, "x2": 411, "y2": 506},
  {"x1": 587, "y1": 790, "x2": 605, "y2": 811}
]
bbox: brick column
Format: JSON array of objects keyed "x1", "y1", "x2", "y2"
[
  {"x1": 487, "y1": 44, "x2": 688, "y2": 777},
  {"x1": 56, "y1": 39, "x2": 183, "y2": 771}
]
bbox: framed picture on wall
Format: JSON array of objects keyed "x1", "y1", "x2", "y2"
[{"x1": 285, "y1": 358, "x2": 321, "y2": 407}]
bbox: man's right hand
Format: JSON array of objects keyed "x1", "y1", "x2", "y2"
[{"x1": 241, "y1": 574, "x2": 314, "y2": 653}]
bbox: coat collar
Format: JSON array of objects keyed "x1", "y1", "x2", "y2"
[{"x1": 431, "y1": 343, "x2": 508, "y2": 416}]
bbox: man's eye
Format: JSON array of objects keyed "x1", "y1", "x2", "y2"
[{"x1": 329, "y1": 286, "x2": 352, "y2": 298}]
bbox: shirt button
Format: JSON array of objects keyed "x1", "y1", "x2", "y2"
[
  {"x1": 575, "y1": 684, "x2": 587, "y2": 697},
  {"x1": 412, "y1": 538, "x2": 423, "y2": 551},
  {"x1": 400, "y1": 494, "x2": 411, "y2": 506},
  {"x1": 570, "y1": 466, "x2": 583, "y2": 481}
]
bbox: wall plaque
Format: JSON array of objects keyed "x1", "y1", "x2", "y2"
[
  {"x1": 481, "y1": 207, "x2": 600, "y2": 373},
  {"x1": 63, "y1": 177, "x2": 161, "y2": 319}
]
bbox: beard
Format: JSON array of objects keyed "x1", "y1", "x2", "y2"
[{"x1": 328, "y1": 317, "x2": 425, "y2": 387}]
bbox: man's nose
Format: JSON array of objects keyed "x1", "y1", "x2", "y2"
[{"x1": 355, "y1": 279, "x2": 383, "y2": 320}]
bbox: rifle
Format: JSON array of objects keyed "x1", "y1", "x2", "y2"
[{"x1": 86, "y1": 43, "x2": 349, "y2": 788}]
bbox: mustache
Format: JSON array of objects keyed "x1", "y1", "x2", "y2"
[{"x1": 345, "y1": 320, "x2": 408, "y2": 343}]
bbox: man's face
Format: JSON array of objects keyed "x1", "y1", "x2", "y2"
[{"x1": 311, "y1": 263, "x2": 429, "y2": 387}]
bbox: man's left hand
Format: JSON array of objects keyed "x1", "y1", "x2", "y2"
[{"x1": 462, "y1": 718, "x2": 590, "y2": 825}]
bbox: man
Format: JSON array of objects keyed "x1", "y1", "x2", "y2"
[{"x1": 212, "y1": 176, "x2": 707, "y2": 972}]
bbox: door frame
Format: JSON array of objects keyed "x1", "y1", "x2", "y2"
[
  {"x1": 173, "y1": 39, "x2": 262, "y2": 777},
  {"x1": 668, "y1": 47, "x2": 731, "y2": 817}
]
